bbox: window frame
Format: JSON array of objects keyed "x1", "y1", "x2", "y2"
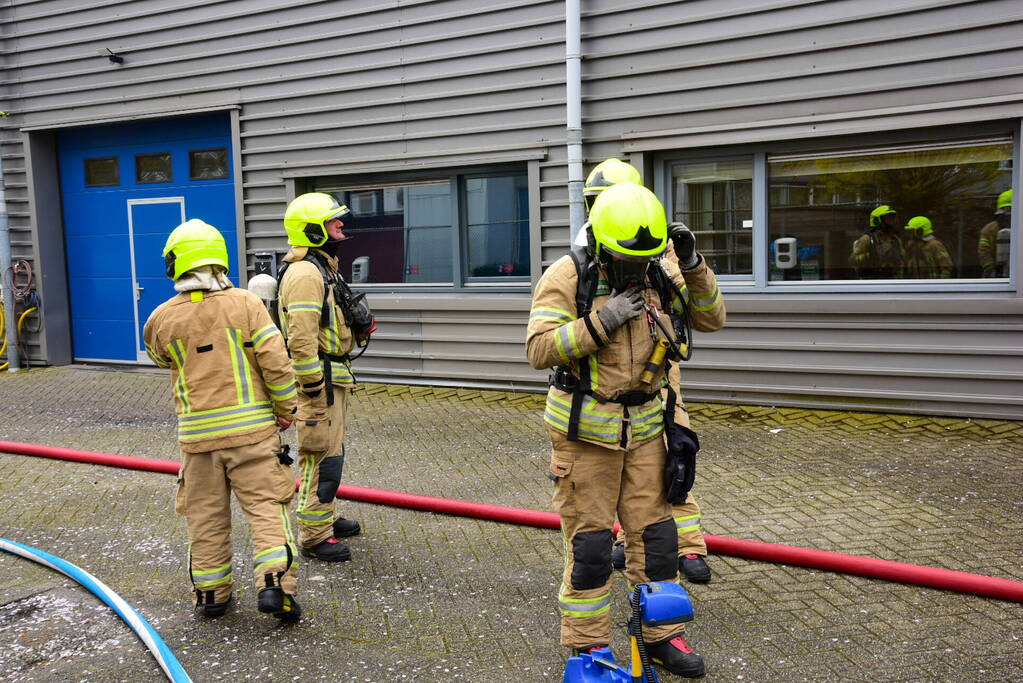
[
  {"x1": 315, "y1": 164, "x2": 533, "y2": 293},
  {"x1": 188, "y1": 147, "x2": 229, "y2": 181},
  {"x1": 657, "y1": 123, "x2": 1020, "y2": 294},
  {"x1": 134, "y1": 151, "x2": 173, "y2": 185},
  {"x1": 83, "y1": 156, "x2": 120, "y2": 187}
]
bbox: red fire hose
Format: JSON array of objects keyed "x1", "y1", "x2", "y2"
[{"x1": 3, "y1": 439, "x2": 1021, "y2": 603}]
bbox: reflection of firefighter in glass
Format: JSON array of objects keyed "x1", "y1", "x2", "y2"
[
  {"x1": 978, "y1": 190, "x2": 1012, "y2": 278},
  {"x1": 902, "y1": 216, "x2": 953, "y2": 279},
  {"x1": 850, "y1": 205, "x2": 904, "y2": 278}
]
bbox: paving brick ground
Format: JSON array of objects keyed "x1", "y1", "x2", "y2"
[{"x1": 0, "y1": 365, "x2": 1021, "y2": 682}]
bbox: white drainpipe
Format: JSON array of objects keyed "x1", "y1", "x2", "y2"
[{"x1": 566, "y1": 0, "x2": 585, "y2": 242}]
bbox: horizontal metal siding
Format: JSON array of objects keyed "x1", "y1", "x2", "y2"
[{"x1": 2, "y1": 0, "x2": 1021, "y2": 418}]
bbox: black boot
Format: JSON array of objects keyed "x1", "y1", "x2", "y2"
[
  {"x1": 680, "y1": 554, "x2": 711, "y2": 583},
  {"x1": 647, "y1": 633, "x2": 705, "y2": 678},
  {"x1": 611, "y1": 540, "x2": 626, "y2": 570},
  {"x1": 194, "y1": 590, "x2": 232, "y2": 618},
  {"x1": 257, "y1": 587, "x2": 302, "y2": 622},
  {"x1": 300, "y1": 537, "x2": 351, "y2": 562},
  {"x1": 332, "y1": 517, "x2": 361, "y2": 538}
]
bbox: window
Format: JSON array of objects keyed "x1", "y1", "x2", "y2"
[
  {"x1": 189, "y1": 148, "x2": 228, "y2": 180},
  {"x1": 135, "y1": 153, "x2": 172, "y2": 184},
  {"x1": 84, "y1": 157, "x2": 119, "y2": 186},
  {"x1": 318, "y1": 169, "x2": 530, "y2": 287},
  {"x1": 670, "y1": 159, "x2": 752, "y2": 276},
  {"x1": 768, "y1": 139, "x2": 1013, "y2": 281}
]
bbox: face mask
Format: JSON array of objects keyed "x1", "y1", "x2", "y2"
[{"x1": 600, "y1": 250, "x2": 650, "y2": 291}]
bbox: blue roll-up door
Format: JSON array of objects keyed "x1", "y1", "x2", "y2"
[{"x1": 58, "y1": 113, "x2": 238, "y2": 362}]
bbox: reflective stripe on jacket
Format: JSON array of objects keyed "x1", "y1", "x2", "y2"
[
  {"x1": 527, "y1": 252, "x2": 724, "y2": 451},
  {"x1": 277, "y1": 248, "x2": 356, "y2": 401},
  {"x1": 144, "y1": 288, "x2": 298, "y2": 453}
]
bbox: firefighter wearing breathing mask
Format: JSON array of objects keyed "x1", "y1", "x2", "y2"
[
  {"x1": 582, "y1": 159, "x2": 723, "y2": 586},
  {"x1": 278, "y1": 192, "x2": 372, "y2": 562},
  {"x1": 144, "y1": 219, "x2": 301, "y2": 622},
  {"x1": 527, "y1": 181, "x2": 722, "y2": 678}
]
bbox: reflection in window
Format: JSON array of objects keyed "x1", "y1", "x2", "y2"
[
  {"x1": 768, "y1": 140, "x2": 1013, "y2": 281},
  {"x1": 189, "y1": 148, "x2": 228, "y2": 180},
  {"x1": 465, "y1": 175, "x2": 529, "y2": 278},
  {"x1": 331, "y1": 182, "x2": 454, "y2": 285},
  {"x1": 322, "y1": 170, "x2": 530, "y2": 286},
  {"x1": 671, "y1": 160, "x2": 752, "y2": 275},
  {"x1": 136, "y1": 153, "x2": 172, "y2": 184},
  {"x1": 84, "y1": 157, "x2": 119, "y2": 187}
]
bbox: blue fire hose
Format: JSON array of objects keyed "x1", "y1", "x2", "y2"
[{"x1": 0, "y1": 537, "x2": 192, "y2": 683}]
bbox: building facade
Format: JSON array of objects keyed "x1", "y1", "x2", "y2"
[{"x1": 1, "y1": 0, "x2": 1020, "y2": 418}]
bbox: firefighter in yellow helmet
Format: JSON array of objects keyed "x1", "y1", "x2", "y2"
[
  {"x1": 903, "y1": 216, "x2": 953, "y2": 279},
  {"x1": 850, "y1": 205, "x2": 904, "y2": 278},
  {"x1": 978, "y1": 190, "x2": 1012, "y2": 277},
  {"x1": 584, "y1": 160, "x2": 724, "y2": 586},
  {"x1": 277, "y1": 192, "x2": 373, "y2": 562},
  {"x1": 528, "y1": 181, "x2": 723, "y2": 678},
  {"x1": 143, "y1": 219, "x2": 301, "y2": 621}
]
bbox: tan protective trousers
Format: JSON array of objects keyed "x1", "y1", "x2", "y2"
[
  {"x1": 295, "y1": 386, "x2": 348, "y2": 548},
  {"x1": 617, "y1": 494, "x2": 707, "y2": 556},
  {"x1": 176, "y1": 432, "x2": 298, "y2": 604},
  {"x1": 549, "y1": 428, "x2": 684, "y2": 649}
]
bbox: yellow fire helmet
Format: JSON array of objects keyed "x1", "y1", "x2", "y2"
[
  {"x1": 588, "y1": 181, "x2": 667, "y2": 261},
  {"x1": 903, "y1": 216, "x2": 933, "y2": 238},
  {"x1": 869, "y1": 205, "x2": 897, "y2": 228},
  {"x1": 284, "y1": 192, "x2": 351, "y2": 247},
  {"x1": 583, "y1": 158, "x2": 642, "y2": 212},
  {"x1": 996, "y1": 189, "x2": 1012, "y2": 214},
  {"x1": 163, "y1": 219, "x2": 229, "y2": 281}
]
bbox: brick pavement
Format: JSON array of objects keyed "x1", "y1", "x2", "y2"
[{"x1": 0, "y1": 366, "x2": 1021, "y2": 682}]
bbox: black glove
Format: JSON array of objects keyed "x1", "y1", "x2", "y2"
[
  {"x1": 597, "y1": 288, "x2": 645, "y2": 333},
  {"x1": 668, "y1": 222, "x2": 700, "y2": 270}
]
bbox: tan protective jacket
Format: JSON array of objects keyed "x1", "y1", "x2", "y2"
[
  {"x1": 978, "y1": 220, "x2": 1001, "y2": 276},
  {"x1": 278, "y1": 247, "x2": 356, "y2": 417},
  {"x1": 905, "y1": 237, "x2": 953, "y2": 279},
  {"x1": 144, "y1": 287, "x2": 298, "y2": 453},
  {"x1": 527, "y1": 253, "x2": 724, "y2": 450}
]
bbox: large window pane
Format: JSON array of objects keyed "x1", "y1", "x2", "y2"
[
  {"x1": 465, "y1": 174, "x2": 529, "y2": 278},
  {"x1": 768, "y1": 140, "x2": 1013, "y2": 281},
  {"x1": 671, "y1": 159, "x2": 752, "y2": 275},
  {"x1": 332, "y1": 181, "x2": 453, "y2": 284}
]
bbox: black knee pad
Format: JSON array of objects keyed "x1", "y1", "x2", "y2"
[
  {"x1": 571, "y1": 529, "x2": 613, "y2": 590},
  {"x1": 317, "y1": 455, "x2": 341, "y2": 503},
  {"x1": 643, "y1": 519, "x2": 679, "y2": 581}
]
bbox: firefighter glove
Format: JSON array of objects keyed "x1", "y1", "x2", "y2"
[
  {"x1": 669, "y1": 222, "x2": 700, "y2": 270},
  {"x1": 597, "y1": 288, "x2": 645, "y2": 333}
]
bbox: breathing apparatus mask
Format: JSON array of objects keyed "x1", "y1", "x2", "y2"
[{"x1": 598, "y1": 247, "x2": 652, "y2": 292}]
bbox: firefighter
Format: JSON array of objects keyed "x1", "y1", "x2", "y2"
[
  {"x1": 144, "y1": 219, "x2": 301, "y2": 621},
  {"x1": 528, "y1": 181, "x2": 722, "y2": 678},
  {"x1": 979, "y1": 190, "x2": 1012, "y2": 277},
  {"x1": 850, "y1": 205, "x2": 904, "y2": 278},
  {"x1": 903, "y1": 216, "x2": 953, "y2": 279},
  {"x1": 278, "y1": 192, "x2": 366, "y2": 562},
  {"x1": 582, "y1": 159, "x2": 723, "y2": 585}
]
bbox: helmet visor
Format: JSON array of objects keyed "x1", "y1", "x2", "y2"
[{"x1": 599, "y1": 249, "x2": 652, "y2": 291}]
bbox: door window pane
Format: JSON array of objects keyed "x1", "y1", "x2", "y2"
[
  {"x1": 331, "y1": 182, "x2": 453, "y2": 284},
  {"x1": 768, "y1": 140, "x2": 1013, "y2": 281},
  {"x1": 136, "y1": 153, "x2": 172, "y2": 184},
  {"x1": 189, "y1": 148, "x2": 228, "y2": 180},
  {"x1": 671, "y1": 160, "x2": 753, "y2": 275},
  {"x1": 84, "y1": 157, "x2": 119, "y2": 186},
  {"x1": 465, "y1": 174, "x2": 529, "y2": 278}
]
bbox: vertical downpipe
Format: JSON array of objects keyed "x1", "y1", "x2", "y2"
[
  {"x1": 0, "y1": 143, "x2": 20, "y2": 372},
  {"x1": 566, "y1": 0, "x2": 585, "y2": 242}
]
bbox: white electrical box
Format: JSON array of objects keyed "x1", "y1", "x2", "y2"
[
  {"x1": 774, "y1": 237, "x2": 797, "y2": 269},
  {"x1": 351, "y1": 256, "x2": 370, "y2": 283}
]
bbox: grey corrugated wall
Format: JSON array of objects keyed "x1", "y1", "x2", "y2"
[{"x1": 1, "y1": 0, "x2": 1020, "y2": 417}]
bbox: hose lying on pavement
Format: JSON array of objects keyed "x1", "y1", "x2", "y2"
[
  {"x1": 0, "y1": 536, "x2": 192, "y2": 683},
  {"x1": 2, "y1": 439, "x2": 1022, "y2": 604}
]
